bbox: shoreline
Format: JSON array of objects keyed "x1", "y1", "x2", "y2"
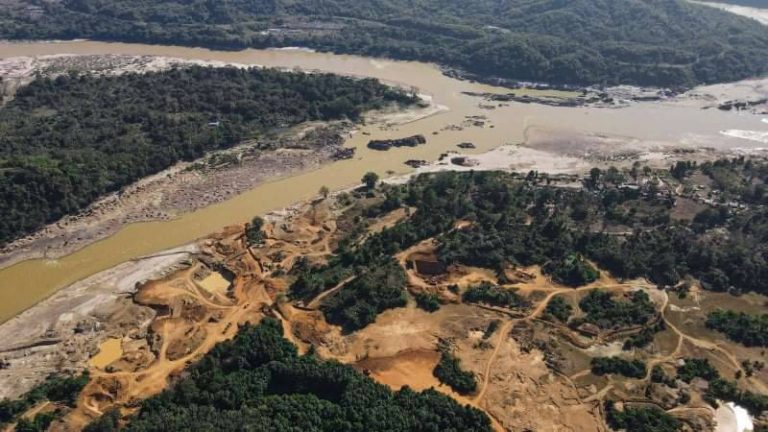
[
  {"x1": 0, "y1": 98, "x2": 445, "y2": 274},
  {"x1": 0, "y1": 129, "x2": 344, "y2": 271},
  {"x1": 0, "y1": 41, "x2": 766, "y2": 330},
  {"x1": 0, "y1": 243, "x2": 198, "y2": 399},
  {"x1": 0, "y1": 52, "x2": 445, "y2": 273}
]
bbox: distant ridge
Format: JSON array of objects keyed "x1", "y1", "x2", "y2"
[{"x1": 1, "y1": 0, "x2": 768, "y2": 87}]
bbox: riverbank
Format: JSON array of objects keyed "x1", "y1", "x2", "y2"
[
  {"x1": 0, "y1": 123, "x2": 344, "y2": 269},
  {"x1": 0, "y1": 53, "x2": 444, "y2": 272},
  {"x1": 0, "y1": 137, "x2": 621, "y2": 399},
  {"x1": 0, "y1": 244, "x2": 197, "y2": 399},
  {"x1": 0, "y1": 40, "x2": 765, "y2": 329},
  {"x1": 692, "y1": 1, "x2": 768, "y2": 26}
]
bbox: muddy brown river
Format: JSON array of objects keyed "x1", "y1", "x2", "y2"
[{"x1": 0, "y1": 40, "x2": 766, "y2": 323}]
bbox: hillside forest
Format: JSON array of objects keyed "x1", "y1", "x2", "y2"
[{"x1": 1, "y1": 0, "x2": 767, "y2": 87}]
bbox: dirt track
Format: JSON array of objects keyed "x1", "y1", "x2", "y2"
[{"x1": 5, "y1": 195, "x2": 765, "y2": 431}]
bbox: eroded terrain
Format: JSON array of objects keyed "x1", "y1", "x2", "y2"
[{"x1": 3, "y1": 170, "x2": 765, "y2": 431}]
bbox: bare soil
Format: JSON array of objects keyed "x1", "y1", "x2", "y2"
[{"x1": 2, "y1": 181, "x2": 768, "y2": 431}]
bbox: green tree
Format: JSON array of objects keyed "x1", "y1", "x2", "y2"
[
  {"x1": 246, "y1": 216, "x2": 266, "y2": 246},
  {"x1": 433, "y1": 350, "x2": 477, "y2": 395},
  {"x1": 362, "y1": 171, "x2": 379, "y2": 189}
]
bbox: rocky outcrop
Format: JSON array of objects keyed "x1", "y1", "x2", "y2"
[
  {"x1": 331, "y1": 147, "x2": 355, "y2": 160},
  {"x1": 450, "y1": 156, "x2": 478, "y2": 167},
  {"x1": 404, "y1": 159, "x2": 428, "y2": 168},
  {"x1": 367, "y1": 134, "x2": 427, "y2": 151},
  {"x1": 718, "y1": 98, "x2": 768, "y2": 111}
]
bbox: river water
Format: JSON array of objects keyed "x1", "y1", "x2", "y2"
[{"x1": 0, "y1": 41, "x2": 765, "y2": 323}]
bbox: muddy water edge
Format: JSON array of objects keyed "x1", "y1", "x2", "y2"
[{"x1": 0, "y1": 40, "x2": 766, "y2": 323}]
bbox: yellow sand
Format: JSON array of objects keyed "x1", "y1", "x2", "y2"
[
  {"x1": 198, "y1": 271, "x2": 230, "y2": 294},
  {"x1": 89, "y1": 338, "x2": 123, "y2": 369}
]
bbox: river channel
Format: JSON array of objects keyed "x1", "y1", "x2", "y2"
[{"x1": 0, "y1": 40, "x2": 765, "y2": 323}]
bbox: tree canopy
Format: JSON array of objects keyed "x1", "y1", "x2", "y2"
[
  {"x1": 706, "y1": 310, "x2": 768, "y2": 347},
  {"x1": 0, "y1": 66, "x2": 415, "y2": 245}
]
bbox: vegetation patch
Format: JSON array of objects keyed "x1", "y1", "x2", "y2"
[
  {"x1": 577, "y1": 290, "x2": 656, "y2": 331},
  {"x1": 245, "y1": 216, "x2": 266, "y2": 246},
  {"x1": 675, "y1": 358, "x2": 768, "y2": 417},
  {"x1": 676, "y1": 358, "x2": 721, "y2": 383},
  {"x1": 591, "y1": 357, "x2": 647, "y2": 379},
  {"x1": 605, "y1": 401, "x2": 681, "y2": 432},
  {"x1": 414, "y1": 292, "x2": 441, "y2": 313},
  {"x1": 622, "y1": 321, "x2": 666, "y2": 351},
  {"x1": 543, "y1": 254, "x2": 599, "y2": 287},
  {"x1": 482, "y1": 320, "x2": 501, "y2": 340},
  {"x1": 706, "y1": 310, "x2": 768, "y2": 347},
  {"x1": 462, "y1": 282, "x2": 527, "y2": 310},
  {"x1": 544, "y1": 296, "x2": 572, "y2": 323},
  {"x1": 320, "y1": 259, "x2": 407, "y2": 332},
  {"x1": 706, "y1": 378, "x2": 768, "y2": 416},
  {"x1": 433, "y1": 350, "x2": 478, "y2": 395}
]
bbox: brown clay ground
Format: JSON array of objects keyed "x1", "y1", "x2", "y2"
[{"x1": 32, "y1": 197, "x2": 768, "y2": 432}]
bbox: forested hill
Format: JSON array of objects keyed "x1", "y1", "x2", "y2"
[
  {"x1": 1, "y1": 0, "x2": 767, "y2": 88},
  {"x1": 0, "y1": 66, "x2": 416, "y2": 246}
]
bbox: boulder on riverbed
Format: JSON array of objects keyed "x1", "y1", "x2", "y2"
[
  {"x1": 367, "y1": 134, "x2": 426, "y2": 151},
  {"x1": 404, "y1": 159, "x2": 428, "y2": 168},
  {"x1": 450, "y1": 156, "x2": 478, "y2": 167}
]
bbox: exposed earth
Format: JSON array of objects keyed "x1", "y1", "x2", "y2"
[
  {"x1": 0, "y1": 44, "x2": 767, "y2": 432},
  {"x1": 2, "y1": 185, "x2": 766, "y2": 431}
]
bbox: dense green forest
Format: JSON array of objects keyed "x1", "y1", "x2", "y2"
[
  {"x1": 86, "y1": 319, "x2": 492, "y2": 431},
  {"x1": 0, "y1": 66, "x2": 415, "y2": 245},
  {"x1": 706, "y1": 310, "x2": 768, "y2": 347},
  {"x1": 2, "y1": 0, "x2": 768, "y2": 87}
]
